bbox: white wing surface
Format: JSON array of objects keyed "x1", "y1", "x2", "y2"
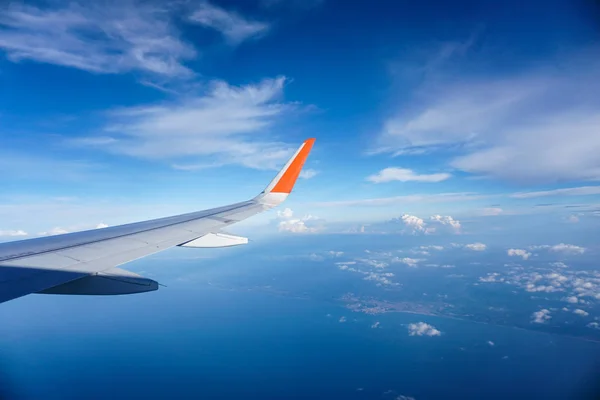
[{"x1": 0, "y1": 138, "x2": 316, "y2": 304}]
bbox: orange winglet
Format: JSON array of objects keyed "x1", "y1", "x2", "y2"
[{"x1": 271, "y1": 138, "x2": 316, "y2": 194}]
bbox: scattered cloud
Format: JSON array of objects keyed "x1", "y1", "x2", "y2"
[
  {"x1": 588, "y1": 322, "x2": 600, "y2": 330},
  {"x1": 464, "y1": 243, "x2": 487, "y2": 251},
  {"x1": 531, "y1": 309, "x2": 551, "y2": 324},
  {"x1": 487, "y1": 341, "x2": 495, "y2": 347},
  {"x1": 38, "y1": 227, "x2": 70, "y2": 236},
  {"x1": 339, "y1": 316, "x2": 347, "y2": 323},
  {"x1": 299, "y1": 169, "x2": 319, "y2": 179},
  {"x1": 408, "y1": 322, "x2": 441, "y2": 336},
  {"x1": 313, "y1": 192, "x2": 489, "y2": 208},
  {"x1": 430, "y1": 215, "x2": 461, "y2": 233},
  {"x1": 0, "y1": 1, "x2": 195, "y2": 78},
  {"x1": 189, "y1": 1, "x2": 269, "y2": 45},
  {"x1": 0, "y1": 229, "x2": 28, "y2": 237},
  {"x1": 507, "y1": 249, "x2": 531, "y2": 260},
  {"x1": 392, "y1": 257, "x2": 421, "y2": 267},
  {"x1": 550, "y1": 243, "x2": 585, "y2": 254},
  {"x1": 395, "y1": 214, "x2": 431, "y2": 234},
  {"x1": 95, "y1": 223, "x2": 109, "y2": 229},
  {"x1": 366, "y1": 167, "x2": 451, "y2": 183},
  {"x1": 277, "y1": 208, "x2": 324, "y2": 233},
  {"x1": 573, "y1": 309, "x2": 589, "y2": 317},
  {"x1": 371, "y1": 321, "x2": 380, "y2": 329},
  {"x1": 566, "y1": 215, "x2": 580, "y2": 223},
  {"x1": 563, "y1": 296, "x2": 579, "y2": 304}
]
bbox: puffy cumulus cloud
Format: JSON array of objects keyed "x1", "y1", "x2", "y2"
[
  {"x1": 95, "y1": 223, "x2": 109, "y2": 229},
  {"x1": 397, "y1": 214, "x2": 430, "y2": 234},
  {"x1": 75, "y1": 77, "x2": 304, "y2": 171},
  {"x1": 276, "y1": 208, "x2": 324, "y2": 233},
  {"x1": 408, "y1": 322, "x2": 441, "y2": 337},
  {"x1": 531, "y1": 309, "x2": 551, "y2": 324},
  {"x1": 364, "y1": 272, "x2": 399, "y2": 287},
  {"x1": 339, "y1": 316, "x2": 347, "y2": 323},
  {"x1": 479, "y1": 273, "x2": 504, "y2": 283},
  {"x1": 563, "y1": 296, "x2": 579, "y2": 304},
  {"x1": 430, "y1": 215, "x2": 461, "y2": 233},
  {"x1": 573, "y1": 309, "x2": 589, "y2": 317},
  {"x1": 549, "y1": 243, "x2": 585, "y2": 255},
  {"x1": 464, "y1": 243, "x2": 487, "y2": 251},
  {"x1": 188, "y1": 1, "x2": 269, "y2": 45},
  {"x1": 507, "y1": 249, "x2": 531, "y2": 260},
  {"x1": 366, "y1": 167, "x2": 451, "y2": 183},
  {"x1": 0, "y1": 229, "x2": 28, "y2": 237},
  {"x1": 387, "y1": 213, "x2": 461, "y2": 235}
]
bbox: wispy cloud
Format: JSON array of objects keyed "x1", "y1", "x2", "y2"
[
  {"x1": 376, "y1": 48, "x2": 600, "y2": 183},
  {"x1": 189, "y1": 1, "x2": 269, "y2": 45},
  {"x1": 300, "y1": 169, "x2": 319, "y2": 179},
  {"x1": 511, "y1": 186, "x2": 600, "y2": 199},
  {"x1": 313, "y1": 192, "x2": 489, "y2": 207},
  {"x1": 366, "y1": 167, "x2": 451, "y2": 183},
  {"x1": 74, "y1": 76, "x2": 301, "y2": 169},
  {"x1": 0, "y1": 229, "x2": 28, "y2": 237},
  {"x1": 0, "y1": 1, "x2": 195, "y2": 77}
]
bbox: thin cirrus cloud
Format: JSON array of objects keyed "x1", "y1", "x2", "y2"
[
  {"x1": 189, "y1": 1, "x2": 269, "y2": 44},
  {"x1": 375, "y1": 48, "x2": 600, "y2": 183},
  {"x1": 366, "y1": 167, "x2": 451, "y2": 183},
  {"x1": 0, "y1": 1, "x2": 196, "y2": 77},
  {"x1": 72, "y1": 76, "x2": 300, "y2": 170}
]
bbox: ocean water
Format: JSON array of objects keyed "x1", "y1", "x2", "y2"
[
  {"x1": 1, "y1": 285, "x2": 600, "y2": 399},
  {"x1": 1, "y1": 234, "x2": 599, "y2": 399}
]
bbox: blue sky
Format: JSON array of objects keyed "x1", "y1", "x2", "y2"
[{"x1": 0, "y1": 0, "x2": 599, "y2": 239}]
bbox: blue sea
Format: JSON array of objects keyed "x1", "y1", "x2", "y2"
[{"x1": 1, "y1": 235, "x2": 599, "y2": 399}]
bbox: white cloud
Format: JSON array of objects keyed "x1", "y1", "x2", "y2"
[
  {"x1": 0, "y1": 2, "x2": 195, "y2": 77},
  {"x1": 430, "y1": 215, "x2": 461, "y2": 233},
  {"x1": 313, "y1": 192, "x2": 489, "y2": 208},
  {"x1": 397, "y1": 214, "x2": 430, "y2": 234},
  {"x1": 481, "y1": 207, "x2": 503, "y2": 216},
  {"x1": 464, "y1": 243, "x2": 487, "y2": 251},
  {"x1": 276, "y1": 207, "x2": 324, "y2": 233},
  {"x1": 588, "y1": 322, "x2": 600, "y2": 330},
  {"x1": 487, "y1": 341, "x2": 495, "y2": 347},
  {"x1": 38, "y1": 227, "x2": 70, "y2": 236},
  {"x1": 299, "y1": 169, "x2": 319, "y2": 179},
  {"x1": 563, "y1": 296, "x2": 579, "y2": 304},
  {"x1": 366, "y1": 167, "x2": 450, "y2": 183},
  {"x1": 339, "y1": 316, "x2": 347, "y2": 323},
  {"x1": 531, "y1": 309, "x2": 551, "y2": 324},
  {"x1": 421, "y1": 245, "x2": 444, "y2": 251},
  {"x1": 392, "y1": 257, "x2": 421, "y2": 267},
  {"x1": 511, "y1": 186, "x2": 600, "y2": 199},
  {"x1": 550, "y1": 243, "x2": 585, "y2": 254},
  {"x1": 375, "y1": 49, "x2": 600, "y2": 183},
  {"x1": 95, "y1": 223, "x2": 109, "y2": 229},
  {"x1": 371, "y1": 321, "x2": 380, "y2": 329},
  {"x1": 189, "y1": 1, "x2": 269, "y2": 45},
  {"x1": 77, "y1": 77, "x2": 298, "y2": 170},
  {"x1": 0, "y1": 229, "x2": 28, "y2": 237},
  {"x1": 573, "y1": 309, "x2": 589, "y2": 317},
  {"x1": 507, "y1": 249, "x2": 531, "y2": 260},
  {"x1": 408, "y1": 322, "x2": 441, "y2": 337}
]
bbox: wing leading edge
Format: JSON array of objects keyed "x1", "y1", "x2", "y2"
[{"x1": 0, "y1": 138, "x2": 316, "y2": 304}]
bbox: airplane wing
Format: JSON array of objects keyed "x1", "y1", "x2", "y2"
[{"x1": 0, "y1": 138, "x2": 316, "y2": 305}]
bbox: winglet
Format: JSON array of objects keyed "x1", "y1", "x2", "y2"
[{"x1": 256, "y1": 138, "x2": 315, "y2": 206}]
